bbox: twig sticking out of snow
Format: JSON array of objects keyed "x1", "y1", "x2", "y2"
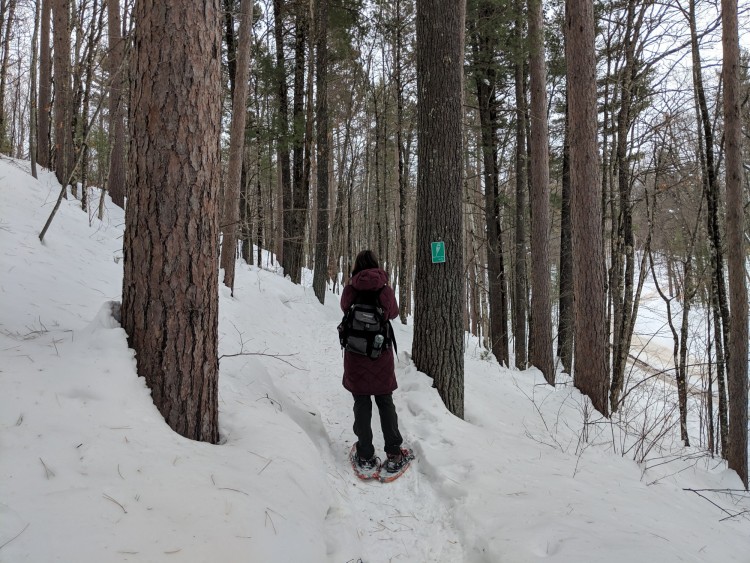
[
  {"x1": 39, "y1": 458, "x2": 54, "y2": 479},
  {"x1": 683, "y1": 488, "x2": 750, "y2": 521},
  {"x1": 257, "y1": 459, "x2": 273, "y2": 475},
  {"x1": 220, "y1": 321, "x2": 306, "y2": 370},
  {"x1": 218, "y1": 487, "x2": 249, "y2": 496},
  {"x1": 220, "y1": 351, "x2": 305, "y2": 370},
  {"x1": 264, "y1": 507, "x2": 286, "y2": 534},
  {"x1": 265, "y1": 510, "x2": 277, "y2": 534},
  {"x1": 0, "y1": 523, "x2": 30, "y2": 551},
  {"x1": 103, "y1": 493, "x2": 127, "y2": 514}
]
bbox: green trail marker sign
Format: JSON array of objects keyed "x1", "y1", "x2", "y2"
[{"x1": 431, "y1": 241, "x2": 445, "y2": 263}]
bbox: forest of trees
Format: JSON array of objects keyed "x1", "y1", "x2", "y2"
[{"x1": 1, "y1": 0, "x2": 748, "y2": 487}]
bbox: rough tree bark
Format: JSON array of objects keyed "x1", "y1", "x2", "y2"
[
  {"x1": 528, "y1": 0, "x2": 554, "y2": 384},
  {"x1": 221, "y1": 0, "x2": 254, "y2": 294},
  {"x1": 513, "y1": 3, "x2": 528, "y2": 369},
  {"x1": 413, "y1": 0, "x2": 465, "y2": 418},
  {"x1": 224, "y1": 0, "x2": 237, "y2": 98},
  {"x1": 311, "y1": 0, "x2": 330, "y2": 303},
  {"x1": 0, "y1": 0, "x2": 17, "y2": 152},
  {"x1": 302, "y1": 0, "x2": 314, "y2": 270},
  {"x1": 289, "y1": 6, "x2": 308, "y2": 285},
  {"x1": 255, "y1": 89, "x2": 265, "y2": 267},
  {"x1": 722, "y1": 0, "x2": 748, "y2": 489},
  {"x1": 395, "y1": 0, "x2": 410, "y2": 325},
  {"x1": 566, "y1": 0, "x2": 609, "y2": 416},
  {"x1": 122, "y1": 0, "x2": 223, "y2": 443},
  {"x1": 273, "y1": 0, "x2": 293, "y2": 275},
  {"x1": 37, "y1": 0, "x2": 52, "y2": 169},
  {"x1": 107, "y1": 0, "x2": 126, "y2": 208},
  {"x1": 30, "y1": 0, "x2": 40, "y2": 178},
  {"x1": 52, "y1": 0, "x2": 72, "y2": 186},
  {"x1": 557, "y1": 102, "x2": 573, "y2": 373}
]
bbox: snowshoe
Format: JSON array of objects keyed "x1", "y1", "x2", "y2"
[
  {"x1": 379, "y1": 448, "x2": 415, "y2": 483},
  {"x1": 350, "y1": 444, "x2": 381, "y2": 481}
]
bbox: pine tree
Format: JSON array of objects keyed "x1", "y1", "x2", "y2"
[
  {"x1": 721, "y1": 0, "x2": 748, "y2": 489},
  {"x1": 52, "y1": 0, "x2": 72, "y2": 186},
  {"x1": 107, "y1": 0, "x2": 126, "y2": 208},
  {"x1": 221, "y1": 0, "x2": 254, "y2": 294},
  {"x1": 122, "y1": 0, "x2": 223, "y2": 443},
  {"x1": 566, "y1": 0, "x2": 609, "y2": 416},
  {"x1": 528, "y1": 0, "x2": 554, "y2": 384},
  {"x1": 413, "y1": 0, "x2": 466, "y2": 418},
  {"x1": 312, "y1": 0, "x2": 330, "y2": 303}
]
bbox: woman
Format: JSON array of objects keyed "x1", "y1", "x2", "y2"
[{"x1": 341, "y1": 250, "x2": 407, "y2": 475}]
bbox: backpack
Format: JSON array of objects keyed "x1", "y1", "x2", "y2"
[{"x1": 338, "y1": 288, "x2": 397, "y2": 360}]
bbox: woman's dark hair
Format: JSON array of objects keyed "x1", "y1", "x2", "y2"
[{"x1": 352, "y1": 250, "x2": 380, "y2": 277}]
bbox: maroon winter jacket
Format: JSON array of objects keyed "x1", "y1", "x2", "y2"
[{"x1": 340, "y1": 268, "x2": 399, "y2": 395}]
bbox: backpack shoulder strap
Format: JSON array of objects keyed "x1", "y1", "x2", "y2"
[{"x1": 388, "y1": 320, "x2": 398, "y2": 356}]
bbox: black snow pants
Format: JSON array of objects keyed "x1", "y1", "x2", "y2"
[{"x1": 352, "y1": 393, "x2": 403, "y2": 460}]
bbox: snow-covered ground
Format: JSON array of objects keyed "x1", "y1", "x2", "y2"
[{"x1": 1, "y1": 156, "x2": 749, "y2": 562}]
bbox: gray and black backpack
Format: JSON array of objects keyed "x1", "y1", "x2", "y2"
[{"x1": 338, "y1": 288, "x2": 396, "y2": 359}]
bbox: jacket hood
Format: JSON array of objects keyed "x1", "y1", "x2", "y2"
[{"x1": 351, "y1": 268, "x2": 388, "y2": 291}]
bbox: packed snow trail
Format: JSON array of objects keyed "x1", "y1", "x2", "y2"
[{"x1": 223, "y1": 269, "x2": 464, "y2": 562}]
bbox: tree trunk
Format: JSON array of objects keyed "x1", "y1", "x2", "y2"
[
  {"x1": 122, "y1": 0, "x2": 222, "y2": 443},
  {"x1": 221, "y1": 0, "x2": 254, "y2": 294},
  {"x1": 470, "y1": 1, "x2": 509, "y2": 366},
  {"x1": 79, "y1": 0, "x2": 104, "y2": 212},
  {"x1": 0, "y1": 0, "x2": 16, "y2": 153},
  {"x1": 302, "y1": 0, "x2": 314, "y2": 271},
  {"x1": 705, "y1": 311, "x2": 715, "y2": 454},
  {"x1": 224, "y1": 0, "x2": 237, "y2": 98},
  {"x1": 721, "y1": 0, "x2": 748, "y2": 489},
  {"x1": 557, "y1": 101, "x2": 573, "y2": 372},
  {"x1": 240, "y1": 156, "x2": 252, "y2": 264},
  {"x1": 513, "y1": 10, "x2": 528, "y2": 369},
  {"x1": 107, "y1": 0, "x2": 126, "y2": 207},
  {"x1": 677, "y1": 259, "x2": 693, "y2": 446},
  {"x1": 52, "y1": 0, "x2": 72, "y2": 187},
  {"x1": 566, "y1": 0, "x2": 609, "y2": 416},
  {"x1": 528, "y1": 0, "x2": 554, "y2": 384},
  {"x1": 373, "y1": 90, "x2": 383, "y2": 260},
  {"x1": 69, "y1": 0, "x2": 82, "y2": 192},
  {"x1": 273, "y1": 0, "x2": 293, "y2": 274},
  {"x1": 712, "y1": 286, "x2": 729, "y2": 456},
  {"x1": 256, "y1": 116, "x2": 264, "y2": 267},
  {"x1": 311, "y1": 0, "x2": 329, "y2": 303},
  {"x1": 395, "y1": 0, "x2": 409, "y2": 325},
  {"x1": 380, "y1": 52, "x2": 390, "y2": 278},
  {"x1": 30, "y1": 0, "x2": 40, "y2": 179},
  {"x1": 37, "y1": 0, "x2": 51, "y2": 169},
  {"x1": 413, "y1": 0, "x2": 465, "y2": 419},
  {"x1": 289, "y1": 8, "x2": 308, "y2": 284}
]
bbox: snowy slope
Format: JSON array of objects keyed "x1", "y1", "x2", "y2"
[{"x1": 1, "y1": 156, "x2": 749, "y2": 562}]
